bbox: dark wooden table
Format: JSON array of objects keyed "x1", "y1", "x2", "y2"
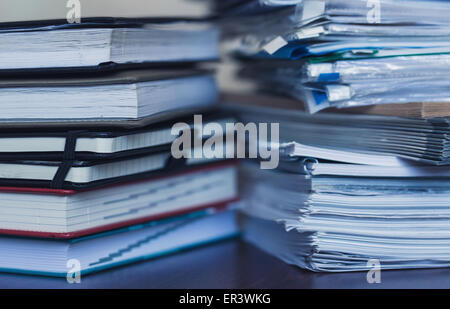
[{"x1": 1, "y1": 238, "x2": 449, "y2": 289}]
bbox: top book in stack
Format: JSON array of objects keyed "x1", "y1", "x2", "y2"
[
  {"x1": 0, "y1": 0, "x2": 212, "y2": 22},
  {"x1": 0, "y1": 20, "x2": 218, "y2": 72}
]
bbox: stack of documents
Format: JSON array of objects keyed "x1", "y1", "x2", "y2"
[
  {"x1": 217, "y1": 0, "x2": 450, "y2": 274},
  {"x1": 229, "y1": 93, "x2": 450, "y2": 272},
  {"x1": 239, "y1": 153, "x2": 450, "y2": 272},
  {"x1": 232, "y1": 103, "x2": 450, "y2": 165},
  {"x1": 0, "y1": 2, "x2": 240, "y2": 277},
  {"x1": 218, "y1": 0, "x2": 450, "y2": 113}
]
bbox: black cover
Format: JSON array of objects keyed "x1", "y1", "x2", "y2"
[
  {"x1": 0, "y1": 106, "x2": 218, "y2": 130},
  {"x1": 0, "y1": 62, "x2": 204, "y2": 78},
  {"x1": 0, "y1": 68, "x2": 210, "y2": 88},
  {"x1": 0, "y1": 17, "x2": 214, "y2": 32},
  {"x1": 0, "y1": 68, "x2": 218, "y2": 130},
  {"x1": 0, "y1": 154, "x2": 227, "y2": 191},
  {"x1": 0, "y1": 111, "x2": 231, "y2": 161}
]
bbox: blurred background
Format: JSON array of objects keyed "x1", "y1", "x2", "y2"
[{"x1": 0, "y1": 0, "x2": 208, "y2": 21}]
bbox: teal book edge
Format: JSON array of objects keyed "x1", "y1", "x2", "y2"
[{"x1": 0, "y1": 233, "x2": 241, "y2": 278}]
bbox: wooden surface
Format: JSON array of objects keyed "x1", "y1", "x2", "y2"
[
  {"x1": 221, "y1": 92, "x2": 450, "y2": 119},
  {"x1": 340, "y1": 102, "x2": 450, "y2": 119},
  {"x1": 1, "y1": 239, "x2": 450, "y2": 289}
]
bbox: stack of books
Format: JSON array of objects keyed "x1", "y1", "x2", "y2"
[
  {"x1": 0, "y1": 2, "x2": 239, "y2": 277},
  {"x1": 218, "y1": 0, "x2": 450, "y2": 271}
]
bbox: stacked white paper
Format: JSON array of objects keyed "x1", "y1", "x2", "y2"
[{"x1": 240, "y1": 159, "x2": 450, "y2": 272}]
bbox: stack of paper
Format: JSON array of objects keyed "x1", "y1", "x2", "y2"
[
  {"x1": 216, "y1": 0, "x2": 450, "y2": 272},
  {"x1": 218, "y1": 0, "x2": 450, "y2": 113},
  {"x1": 239, "y1": 156, "x2": 450, "y2": 272},
  {"x1": 231, "y1": 103, "x2": 450, "y2": 165},
  {"x1": 225, "y1": 100, "x2": 450, "y2": 271},
  {"x1": 0, "y1": 2, "x2": 240, "y2": 277},
  {"x1": 225, "y1": 97, "x2": 450, "y2": 272}
]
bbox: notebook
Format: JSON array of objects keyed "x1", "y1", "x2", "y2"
[
  {"x1": 0, "y1": 209, "x2": 239, "y2": 277},
  {"x1": 0, "y1": 161, "x2": 238, "y2": 238},
  {"x1": 0, "y1": 20, "x2": 219, "y2": 71},
  {"x1": 0, "y1": 141, "x2": 239, "y2": 189},
  {"x1": 0, "y1": 0, "x2": 213, "y2": 22},
  {"x1": 0, "y1": 114, "x2": 236, "y2": 161},
  {"x1": 0, "y1": 152, "x2": 171, "y2": 189},
  {"x1": 0, "y1": 106, "x2": 217, "y2": 130},
  {"x1": 0, "y1": 69, "x2": 218, "y2": 122}
]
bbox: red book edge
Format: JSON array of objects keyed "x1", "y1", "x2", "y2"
[{"x1": 0, "y1": 197, "x2": 240, "y2": 239}]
